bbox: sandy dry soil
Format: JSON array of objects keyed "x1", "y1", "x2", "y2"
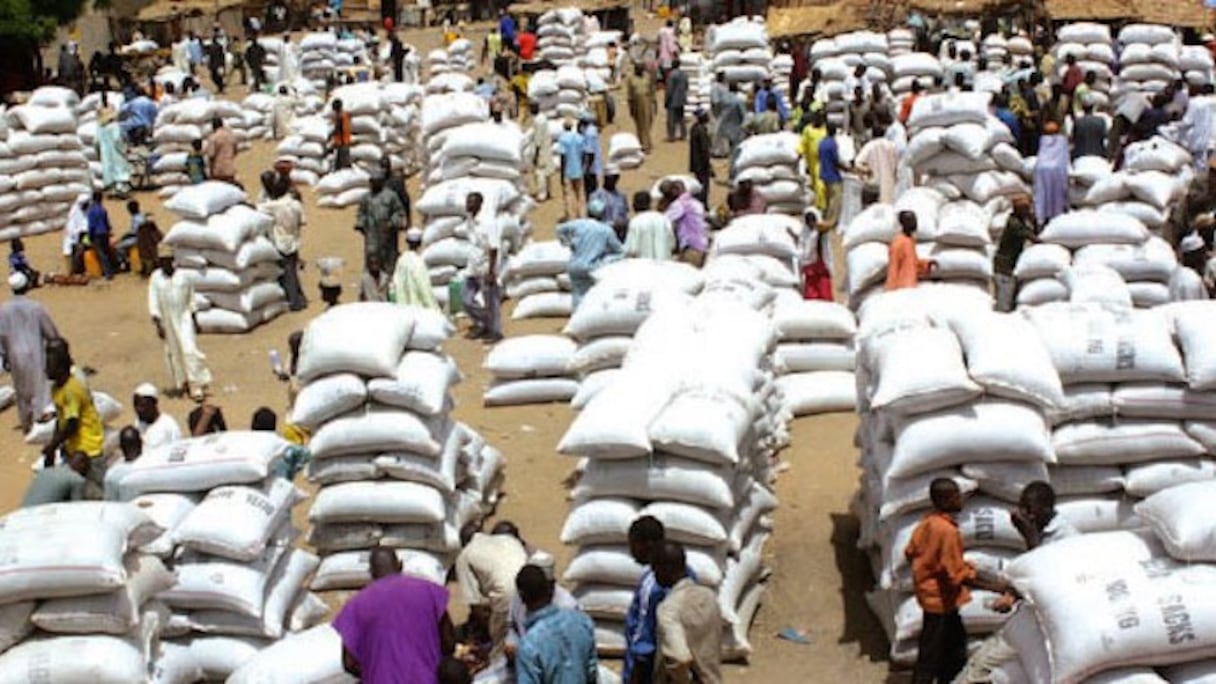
[{"x1": 0, "y1": 17, "x2": 901, "y2": 682}]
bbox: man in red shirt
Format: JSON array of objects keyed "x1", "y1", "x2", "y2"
[
  {"x1": 1061, "y1": 53, "x2": 1083, "y2": 113},
  {"x1": 515, "y1": 28, "x2": 537, "y2": 61},
  {"x1": 905, "y1": 479, "x2": 1016, "y2": 684}
]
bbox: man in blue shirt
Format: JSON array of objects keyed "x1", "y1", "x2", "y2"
[
  {"x1": 623, "y1": 516, "x2": 696, "y2": 684},
  {"x1": 556, "y1": 201, "x2": 623, "y2": 308},
  {"x1": 992, "y1": 93, "x2": 1021, "y2": 142},
  {"x1": 498, "y1": 9, "x2": 517, "y2": 50},
  {"x1": 514, "y1": 565, "x2": 597, "y2": 684},
  {"x1": 119, "y1": 89, "x2": 158, "y2": 144},
  {"x1": 557, "y1": 119, "x2": 585, "y2": 219},
  {"x1": 588, "y1": 167, "x2": 629, "y2": 238},
  {"x1": 579, "y1": 113, "x2": 603, "y2": 199},
  {"x1": 85, "y1": 190, "x2": 116, "y2": 279},
  {"x1": 818, "y1": 124, "x2": 846, "y2": 230},
  {"x1": 752, "y1": 78, "x2": 789, "y2": 124}
]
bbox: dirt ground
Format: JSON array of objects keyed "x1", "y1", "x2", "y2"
[{"x1": 0, "y1": 17, "x2": 899, "y2": 682}]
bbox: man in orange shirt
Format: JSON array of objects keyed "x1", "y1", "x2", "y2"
[
  {"x1": 330, "y1": 99, "x2": 353, "y2": 171},
  {"x1": 899, "y1": 80, "x2": 923, "y2": 125},
  {"x1": 905, "y1": 478, "x2": 1016, "y2": 684},
  {"x1": 885, "y1": 211, "x2": 935, "y2": 290}
]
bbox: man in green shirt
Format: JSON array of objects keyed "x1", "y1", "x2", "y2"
[
  {"x1": 993, "y1": 195, "x2": 1040, "y2": 312},
  {"x1": 22, "y1": 451, "x2": 89, "y2": 507}
]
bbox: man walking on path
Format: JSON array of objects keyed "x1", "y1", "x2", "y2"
[
  {"x1": 148, "y1": 246, "x2": 212, "y2": 401},
  {"x1": 355, "y1": 171, "x2": 406, "y2": 274},
  {"x1": 0, "y1": 272, "x2": 59, "y2": 433},
  {"x1": 626, "y1": 64, "x2": 657, "y2": 152},
  {"x1": 459, "y1": 193, "x2": 504, "y2": 342},
  {"x1": 689, "y1": 109, "x2": 712, "y2": 206},
  {"x1": 204, "y1": 117, "x2": 239, "y2": 184},
  {"x1": 654, "y1": 542, "x2": 722, "y2": 684},
  {"x1": 259, "y1": 170, "x2": 308, "y2": 311},
  {"x1": 666, "y1": 65, "x2": 688, "y2": 141}
]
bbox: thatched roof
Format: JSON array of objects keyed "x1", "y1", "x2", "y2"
[
  {"x1": 1043, "y1": 0, "x2": 1134, "y2": 21},
  {"x1": 135, "y1": 0, "x2": 243, "y2": 21},
  {"x1": 508, "y1": 0, "x2": 628, "y2": 16},
  {"x1": 766, "y1": 2, "x2": 866, "y2": 38},
  {"x1": 906, "y1": 0, "x2": 1017, "y2": 15},
  {"x1": 1128, "y1": 0, "x2": 1214, "y2": 29}
]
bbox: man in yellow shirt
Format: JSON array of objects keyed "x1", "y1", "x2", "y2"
[{"x1": 42, "y1": 346, "x2": 105, "y2": 498}]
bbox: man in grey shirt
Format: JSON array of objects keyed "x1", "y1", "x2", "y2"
[
  {"x1": 1071, "y1": 100, "x2": 1107, "y2": 160},
  {"x1": 22, "y1": 451, "x2": 88, "y2": 507}
]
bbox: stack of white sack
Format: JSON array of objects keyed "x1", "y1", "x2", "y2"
[
  {"x1": 841, "y1": 189, "x2": 999, "y2": 311},
  {"x1": 732, "y1": 132, "x2": 811, "y2": 215},
  {"x1": 427, "y1": 119, "x2": 526, "y2": 191},
  {"x1": 770, "y1": 52, "x2": 793, "y2": 105},
  {"x1": 151, "y1": 97, "x2": 246, "y2": 197},
  {"x1": 537, "y1": 8, "x2": 589, "y2": 65},
  {"x1": 75, "y1": 90, "x2": 123, "y2": 183},
  {"x1": 445, "y1": 38, "x2": 475, "y2": 73},
  {"x1": 1180, "y1": 44, "x2": 1215, "y2": 88},
  {"x1": 0, "y1": 502, "x2": 179, "y2": 682},
  {"x1": 240, "y1": 93, "x2": 275, "y2": 141},
  {"x1": 227, "y1": 624, "x2": 357, "y2": 684},
  {"x1": 709, "y1": 17, "x2": 770, "y2": 86},
  {"x1": 416, "y1": 180, "x2": 529, "y2": 310},
  {"x1": 888, "y1": 51, "x2": 943, "y2": 97},
  {"x1": 559, "y1": 273, "x2": 788, "y2": 660},
  {"x1": 101, "y1": 432, "x2": 327, "y2": 681},
  {"x1": 255, "y1": 35, "x2": 287, "y2": 85},
  {"x1": 607, "y1": 132, "x2": 644, "y2": 170},
  {"x1": 564, "y1": 260, "x2": 705, "y2": 411},
  {"x1": 425, "y1": 47, "x2": 454, "y2": 78},
  {"x1": 1113, "y1": 24, "x2": 1180, "y2": 103},
  {"x1": 1011, "y1": 208, "x2": 1180, "y2": 309},
  {"x1": 1069, "y1": 137, "x2": 1193, "y2": 232},
  {"x1": 1052, "y1": 22, "x2": 1116, "y2": 111},
  {"x1": 807, "y1": 31, "x2": 890, "y2": 126},
  {"x1": 980, "y1": 528, "x2": 1216, "y2": 683},
  {"x1": 502, "y1": 240, "x2": 572, "y2": 318},
  {"x1": 483, "y1": 335, "x2": 579, "y2": 406},
  {"x1": 886, "y1": 28, "x2": 915, "y2": 57},
  {"x1": 298, "y1": 32, "x2": 339, "y2": 91},
  {"x1": 425, "y1": 70, "x2": 475, "y2": 97},
  {"x1": 276, "y1": 115, "x2": 331, "y2": 187},
  {"x1": 0, "y1": 88, "x2": 93, "y2": 240},
  {"x1": 771, "y1": 293, "x2": 858, "y2": 416},
  {"x1": 315, "y1": 82, "x2": 416, "y2": 180},
  {"x1": 162, "y1": 181, "x2": 288, "y2": 334},
  {"x1": 581, "y1": 30, "x2": 622, "y2": 85},
  {"x1": 315, "y1": 167, "x2": 371, "y2": 209},
  {"x1": 1022, "y1": 301, "x2": 1216, "y2": 510},
  {"x1": 298, "y1": 303, "x2": 505, "y2": 591},
  {"x1": 679, "y1": 52, "x2": 711, "y2": 123},
  {"x1": 25, "y1": 389, "x2": 124, "y2": 458},
  {"x1": 852, "y1": 286, "x2": 1064, "y2": 665},
  {"x1": 904, "y1": 91, "x2": 1031, "y2": 206}
]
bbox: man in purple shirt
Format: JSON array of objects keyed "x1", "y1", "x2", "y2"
[
  {"x1": 660, "y1": 179, "x2": 708, "y2": 267},
  {"x1": 334, "y1": 547, "x2": 456, "y2": 684}
]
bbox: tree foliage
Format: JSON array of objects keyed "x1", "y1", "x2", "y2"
[{"x1": 0, "y1": 0, "x2": 83, "y2": 42}]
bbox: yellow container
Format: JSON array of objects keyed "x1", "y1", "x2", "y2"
[
  {"x1": 128, "y1": 245, "x2": 141, "y2": 274},
  {"x1": 83, "y1": 248, "x2": 102, "y2": 277}
]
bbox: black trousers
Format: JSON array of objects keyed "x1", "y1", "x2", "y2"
[{"x1": 912, "y1": 610, "x2": 967, "y2": 684}]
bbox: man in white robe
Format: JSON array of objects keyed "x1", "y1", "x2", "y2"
[
  {"x1": 148, "y1": 246, "x2": 211, "y2": 400},
  {"x1": 0, "y1": 273, "x2": 60, "y2": 432},
  {"x1": 391, "y1": 230, "x2": 439, "y2": 310}
]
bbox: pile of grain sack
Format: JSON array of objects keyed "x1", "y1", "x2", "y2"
[
  {"x1": 1112, "y1": 24, "x2": 1181, "y2": 105},
  {"x1": 0, "y1": 502, "x2": 174, "y2": 680},
  {"x1": 162, "y1": 181, "x2": 288, "y2": 333},
  {"x1": 297, "y1": 32, "x2": 371, "y2": 91},
  {"x1": 1053, "y1": 22, "x2": 1116, "y2": 111},
  {"x1": 537, "y1": 8, "x2": 592, "y2": 65},
  {"x1": 854, "y1": 284, "x2": 1216, "y2": 666},
  {"x1": 733, "y1": 132, "x2": 812, "y2": 215},
  {"x1": 1012, "y1": 207, "x2": 1184, "y2": 309},
  {"x1": 528, "y1": 65, "x2": 591, "y2": 125},
  {"x1": 1068, "y1": 136, "x2": 1193, "y2": 234},
  {"x1": 807, "y1": 31, "x2": 891, "y2": 127},
  {"x1": 416, "y1": 91, "x2": 532, "y2": 310},
  {"x1": 151, "y1": 97, "x2": 254, "y2": 197},
  {"x1": 559, "y1": 285, "x2": 783, "y2": 659},
  {"x1": 104, "y1": 431, "x2": 325, "y2": 681},
  {"x1": 295, "y1": 303, "x2": 505, "y2": 590},
  {"x1": 708, "y1": 17, "x2": 771, "y2": 87},
  {"x1": 0, "y1": 87, "x2": 93, "y2": 240}
]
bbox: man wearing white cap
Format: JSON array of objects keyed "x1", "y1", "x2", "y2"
[
  {"x1": 1172, "y1": 233, "x2": 1210, "y2": 301},
  {"x1": 0, "y1": 272, "x2": 60, "y2": 432},
  {"x1": 504, "y1": 551, "x2": 580, "y2": 661},
  {"x1": 132, "y1": 383, "x2": 182, "y2": 449},
  {"x1": 149, "y1": 244, "x2": 212, "y2": 401},
  {"x1": 589, "y1": 166, "x2": 629, "y2": 238},
  {"x1": 391, "y1": 229, "x2": 439, "y2": 310}
]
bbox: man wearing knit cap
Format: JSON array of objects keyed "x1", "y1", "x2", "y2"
[{"x1": 0, "y1": 272, "x2": 60, "y2": 432}]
